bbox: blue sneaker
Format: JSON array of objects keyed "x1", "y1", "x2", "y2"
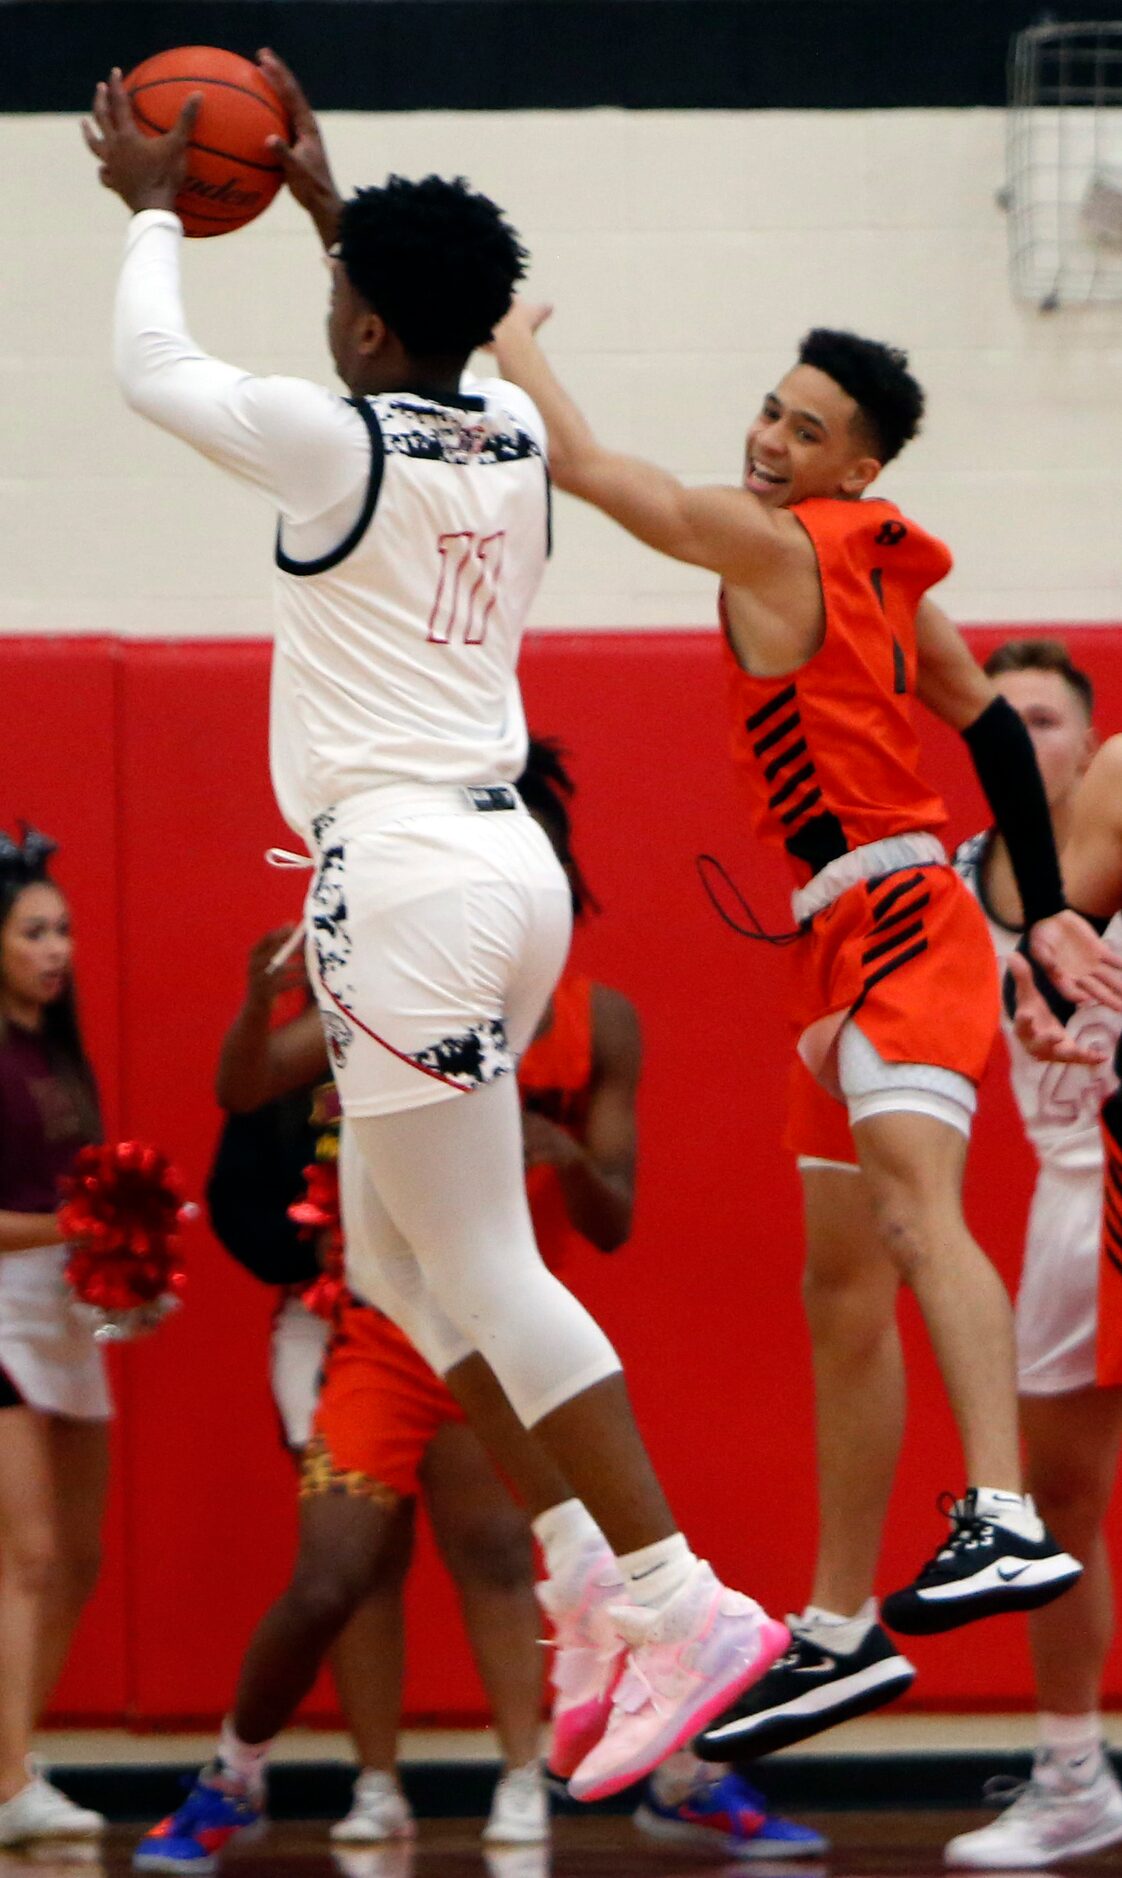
[
  {"x1": 134, "y1": 1770, "x2": 266, "y2": 1873},
  {"x1": 634, "y1": 1767, "x2": 829, "y2": 1860}
]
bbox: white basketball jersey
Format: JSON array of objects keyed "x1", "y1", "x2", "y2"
[
  {"x1": 269, "y1": 384, "x2": 549, "y2": 838},
  {"x1": 954, "y1": 830, "x2": 1121, "y2": 1171}
]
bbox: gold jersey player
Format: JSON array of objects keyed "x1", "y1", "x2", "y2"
[
  {"x1": 84, "y1": 58, "x2": 790, "y2": 1819},
  {"x1": 492, "y1": 309, "x2": 1122, "y2": 1753}
]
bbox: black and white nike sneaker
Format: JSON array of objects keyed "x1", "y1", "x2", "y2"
[
  {"x1": 692, "y1": 1621, "x2": 916, "y2": 1761},
  {"x1": 881, "y1": 1490, "x2": 1083, "y2": 1637}
]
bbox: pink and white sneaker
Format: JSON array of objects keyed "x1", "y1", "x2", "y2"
[
  {"x1": 537, "y1": 1544, "x2": 627, "y2": 1780},
  {"x1": 567, "y1": 1560, "x2": 790, "y2": 1804}
]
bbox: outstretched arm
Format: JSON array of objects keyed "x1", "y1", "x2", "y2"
[
  {"x1": 917, "y1": 597, "x2": 1122, "y2": 1010},
  {"x1": 1055, "y1": 736, "x2": 1122, "y2": 922},
  {"x1": 492, "y1": 302, "x2": 787, "y2": 587},
  {"x1": 83, "y1": 68, "x2": 364, "y2": 520}
]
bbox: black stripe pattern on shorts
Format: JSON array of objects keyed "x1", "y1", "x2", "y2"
[{"x1": 850, "y1": 870, "x2": 932, "y2": 1013}]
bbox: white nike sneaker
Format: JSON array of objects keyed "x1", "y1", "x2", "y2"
[
  {"x1": 330, "y1": 1771, "x2": 416, "y2": 1844},
  {"x1": 945, "y1": 1750, "x2": 1122, "y2": 1868},
  {"x1": 482, "y1": 1762, "x2": 550, "y2": 1845},
  {"x1": 0, "y1": 1771, "x2": 106, "y2": 1845}
]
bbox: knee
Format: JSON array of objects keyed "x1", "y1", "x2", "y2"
[
  {"x1": 1, "y1": 1526, "x2": 61, "y2": 1602},
  {"x1": 861, "y1": 1177, "x2": 938, "y2": 1284},
  {"x1": 802, "y1": 1253, "x2": 897, "y2": 1343},
  {"x1": 286, "y1": 1553, "x2": 374, "y2": 1635},
  {"x1": 442, "y1": 1511, "x2": 534, "y2": 1593}
]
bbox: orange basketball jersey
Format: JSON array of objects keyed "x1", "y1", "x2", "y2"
[
  {"x1": 518, "y1": 970, "x2": 594, "y2": 1273},
  {"x1": 724, "y1": 496, "x2": 952, "y2": 885}
]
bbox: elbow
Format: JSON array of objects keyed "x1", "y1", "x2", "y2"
[
  {"x1": 550, "y1": 447, "x2": 583, "y2": 497},
  {"x1": 592, "y1": 1208, "x2": 633, "y2": 1255},
  {"x1": 215, "y1": 1077, "x2": 264, "y2": 1116}
]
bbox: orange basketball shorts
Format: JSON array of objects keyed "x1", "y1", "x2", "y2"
[
  {"x1": 785, "y1": 863, "x2": 1000, "y2": 1160},
  {"x1": 301, "y1": 1294, "x2": 465, "y2": 1503}
]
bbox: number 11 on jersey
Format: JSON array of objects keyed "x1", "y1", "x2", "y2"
[{"x1": 428, "y1": 530, "x2": 506, "y2": 645}]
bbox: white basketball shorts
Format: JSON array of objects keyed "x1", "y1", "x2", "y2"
[
  {"x1": 305, "y1": 783, "x2": 573, "y2": 1119},
  {"x1": 1016, "y1": 1160, "x2": 1104, "y2": 1397},
  {"x1": 270, "y1": 1292, "x2": 331, "y2": 1450}
]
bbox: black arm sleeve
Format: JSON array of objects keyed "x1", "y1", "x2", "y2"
[{"x1": 963, "y1": 697, "x2": 1065, "y2": 931}]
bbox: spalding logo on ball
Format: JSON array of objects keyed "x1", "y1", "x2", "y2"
[{"x1": 123, "y1": 45, "x2": 293, "y2": 237}]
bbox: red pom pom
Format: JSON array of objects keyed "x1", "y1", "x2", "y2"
[{"x1": 61, "y1": 1141, "x2": 192, "y2": 1331}]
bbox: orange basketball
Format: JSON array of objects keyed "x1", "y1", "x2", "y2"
[{"x1": 123, "y1": 46, "x2": 292, "y2": 238}]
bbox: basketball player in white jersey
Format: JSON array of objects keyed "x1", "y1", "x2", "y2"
[
  {"x1": 82, "y1": 61, "x2": 787, "y2": 1842},
  {"x1": 947, "y1": 642, "x2": 1122, "y2": 1868}
]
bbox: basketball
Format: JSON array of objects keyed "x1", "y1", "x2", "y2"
[{"x1": 123, "y1": 46, "x2": 292, "y2": 238}]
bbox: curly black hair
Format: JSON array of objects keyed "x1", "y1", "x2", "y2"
[
  {"x1": 798, "y1": 328, "x2": 925, "y2": 465},
  {"x1": 337, "y1": 174, "x2": 529, "y2": 364}
]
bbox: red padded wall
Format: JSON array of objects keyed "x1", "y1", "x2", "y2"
[{"x1": 0, "y1": 626, "x2": 1118, "y2": 1723}]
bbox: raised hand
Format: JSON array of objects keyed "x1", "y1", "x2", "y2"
[
  {"x1": 489, "y1": 299, "x2": 555, "y2": 350},
  {"x1": 1006, "y1": 954, "x2": 1110, "y2": 1065},
  {"x1": 81, "y1": 67, "x2": 199, "y2": 214},
  {"x1": 257, "y1": 47, "x2": 342, "y2": 247},
  {"x1": 1029, "y1": 908, "x2": 1122, "y2": 1013}
]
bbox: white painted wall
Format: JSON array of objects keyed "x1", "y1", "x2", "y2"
[{"x1": 2, "y1": 106, "x2": 1120, "y2": 635}]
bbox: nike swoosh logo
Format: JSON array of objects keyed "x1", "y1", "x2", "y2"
[{"x1": 996, "y1": 1563, "x2": 1029, "y2": 1581}]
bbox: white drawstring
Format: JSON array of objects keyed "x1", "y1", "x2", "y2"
[{"x1": 264, "y1": 849, "x2": 314, "y2": 974}]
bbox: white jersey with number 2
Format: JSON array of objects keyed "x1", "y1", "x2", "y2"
[{"x1": 114, "y1": 211, "x2": 549, "y2": 840}]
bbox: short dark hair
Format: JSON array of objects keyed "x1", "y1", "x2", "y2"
[
  {"x1": 797, "y1": 327, "x2": 925, "y2": 465},
  {"x1": 337, "y1": 174, "x2": 528, "y2": 364},
  {"x1": 518, "y1": 737, "x2": 597, "y2": 919},
  {"x1": 984, "y1": 637, "x2": 1094, "y2": 719}
]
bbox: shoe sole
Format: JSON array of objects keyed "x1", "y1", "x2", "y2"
[
  {"x1": 480, "y1": 1829, "x2": 551, "y2": 1845},
  {"x1": 328, "y1": 1827, "x2": 417, "y2": 1844},
  {"x1": 883, "y1": 1562, "x2": 1083, "y2": 1637},
  {"x1": 133, "y1": 1819, "x2": 267, "y2": 1873},
  {"x1": 3, "y1": 1825, "x2": 106, "y2": 1842},
  {"x1": 944, "y1": 1809, "x2": 1122, "y2": 1867},
  {"x1": 693, "y1": 1655, "x2": 917, "y2": 1760},
  {"x1": 634, "y1": 1804, "x2": 829, "y2": 1859},
  {"x1": 134, "y1": 1859, "x2": 219, "y2": 1875},
  {"x1": 569, "y1": 1616, "x2": 791, "y2": 1803}
]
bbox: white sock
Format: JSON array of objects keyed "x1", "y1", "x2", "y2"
[
  {"x1": 616, "y1": 1532, "x2": 698, "y2": 1610},
  {"x1": 531, "y1": 1498, "x2": 608, "y2": 1585},
  {"x1": 797, "y1": 1596, "x2": 878, "y2": 1655},
  {"x1": 1038, "y1": 1711, "x2": 1104, "y2": 1777},
  {"x1": 972, "y1": 1488, "x2": 1045, "y2": 1541},
  {"x1": 217, "y1": 1717, "x2": 271, "y2": 1792}
]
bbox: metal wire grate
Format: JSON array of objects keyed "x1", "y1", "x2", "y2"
[{"x1": 1005, "y1": 21, "x2": 1122, "y2": 309}]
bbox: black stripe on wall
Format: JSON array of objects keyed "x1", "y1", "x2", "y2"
[{"x1": 0, "y1": 2, "x2": 1103, "y2": 115}]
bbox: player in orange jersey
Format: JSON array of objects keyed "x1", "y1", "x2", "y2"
[{"x1": 492, "y1": 311, "x2": 1122, "y2": 1755}]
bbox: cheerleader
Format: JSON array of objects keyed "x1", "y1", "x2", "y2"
[{"x1": 0, "y1": 829, "x2": 107, "y2": 1845}]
